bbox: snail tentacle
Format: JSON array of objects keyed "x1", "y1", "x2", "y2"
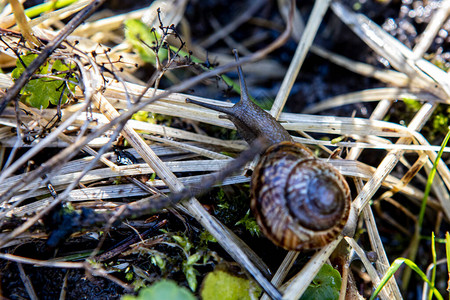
[{"x1": 185, "y1": 98, "x2": 235, "y2": 115}]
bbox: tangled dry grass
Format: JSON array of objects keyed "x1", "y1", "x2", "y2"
[{"x1": 1, "y1": 0, "x2": 450, "y2": 299}]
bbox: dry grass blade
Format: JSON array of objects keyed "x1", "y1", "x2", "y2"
[
  {"x1": 303, "y1": 87, "x2": 443, "y2": 114},
  {"x1": 270, "y1": 0, "x2": 331, "y2": 119},
  {"x1": 260, "y1": 251, "x2": 299, "y2": 300},
  {"x1": 310, "y1": 45, "x2": 412, "y2": 86},
  {"x1": 0, "y1": 252, "x2": 85, "y2": 269},
  {"x1": 330, "y1": 2, "x2": 450, "y2": 219},
  {"x1": 7, "y1": 0, "x2": 40, "y2": 46},
  {"x1": 344, "y1": 237, "x2": 388, "y2": 299},
  {"x1": 363, "y1": 205, "x2": 402, "y2": 298},
  {"x1": 331, "y1": 2, "x2": 450, "y2": 98},
  {"x1": 144, "y1": 135, "x2": 233, "y2": 160},
  {"x1": 199, "y1": 0, "x2": 266, "y2": 48},
  {"x1": 17, "y1": 263, "x2": 38, "y2": 300},
  {"x1": 28, "y1": 0, "x2": 92, "y2": 29},
  {"x1": 412, "y1": 0, "x2": 450, "y2": 58}
]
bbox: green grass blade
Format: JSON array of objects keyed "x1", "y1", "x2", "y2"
[
  {"x1": 24, "y1": 0, "x2": 78, "y2": 18},
  {"x1": 418, "y1": 130, "x2": 450, "y2": 229},
  {"x1": 404, "y1": 129, "x2": 450, "y2": 289},
  {"x1": 445, "y1": 232, "x2": 450, "y2": 292},
  {"x1": 370, "y1": 258, "x2": 443, "y2": 300},
  {"x1": 428, "y1": 232, "x2": 436, "y2": 300}
]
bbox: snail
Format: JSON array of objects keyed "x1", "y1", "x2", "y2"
[{"x1": 186, "y1": 50, "x2": 351, "y2": 251}]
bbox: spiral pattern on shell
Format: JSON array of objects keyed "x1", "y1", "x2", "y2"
[{"x1": 250, "y1": 142, "x2": 351, "y2": 250}]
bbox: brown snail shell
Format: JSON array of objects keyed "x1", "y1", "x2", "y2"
[
  {"x1": 187, "y1": 49, "x2": 351, "y2": 251},
  {"x1": 250, "y1": 142, "x2": 351, "y2": 250}
]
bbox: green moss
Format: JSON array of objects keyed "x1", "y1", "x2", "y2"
[
  {"x1": 214, "y1": 187, "x2": 250, "y2": 227},
  {"x1": 402, "y1": 97, "x2": 422, "y2": 111},
  {"x1": 132, "y1": 111, "x2": 155, "y2": 123},
  {"x1": 200, "y1": 269, "x2": 261, "y2": 300},
  {"x1": 235, "y1": 210, "x2": 261, "y2": 237},
  {"x1": 389, "y1": 98, "x2": 450, "y2": 143}
]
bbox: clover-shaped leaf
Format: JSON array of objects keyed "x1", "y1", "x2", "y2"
[
  {"x1": 300, "y1": 264, "x2": 342, "y2": 300},
  {"x1": 12, "y1": 53, "x2": 77, "y2": 109}
]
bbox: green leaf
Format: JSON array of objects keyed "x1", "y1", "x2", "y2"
[
  {"x1": 300, "y1": 264, "x2": 341, "y2": 300},
  {"x1": 122, "y1": 280, "x2": 196, "y2": 300},
  {"x1": 12, "y1": 53, "x2": 77, "y2": 109},
  {"x1": 11, "y1": 53, "x2": 38, "y2": 78},
  {"x1": 172, "y1": 234, "x2": 192, "y2": 252},
  {"x1": 200, "y1": 269, "x2": 261, "y2": 300},
  {"x1": 22, "y1": 77, "x2": 66, "y2": 108}
]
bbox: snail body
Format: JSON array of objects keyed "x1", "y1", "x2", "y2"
[{"x1": 187, "y1": 50, "x2": 351, "y2": 250}]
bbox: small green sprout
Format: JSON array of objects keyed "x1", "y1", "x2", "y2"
[
  {"x1": 183, "y1": 251, "x2": 202, "y2": 292},
  {"x1": 150, "y1": 252, "x2": 166, "y2": 272},
  {"x1": 167, "y1": 232, "x2": 218, "y2": 292},
  {"x1": 235, "y1": 210, "x2": 261, "y2": 237}
]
